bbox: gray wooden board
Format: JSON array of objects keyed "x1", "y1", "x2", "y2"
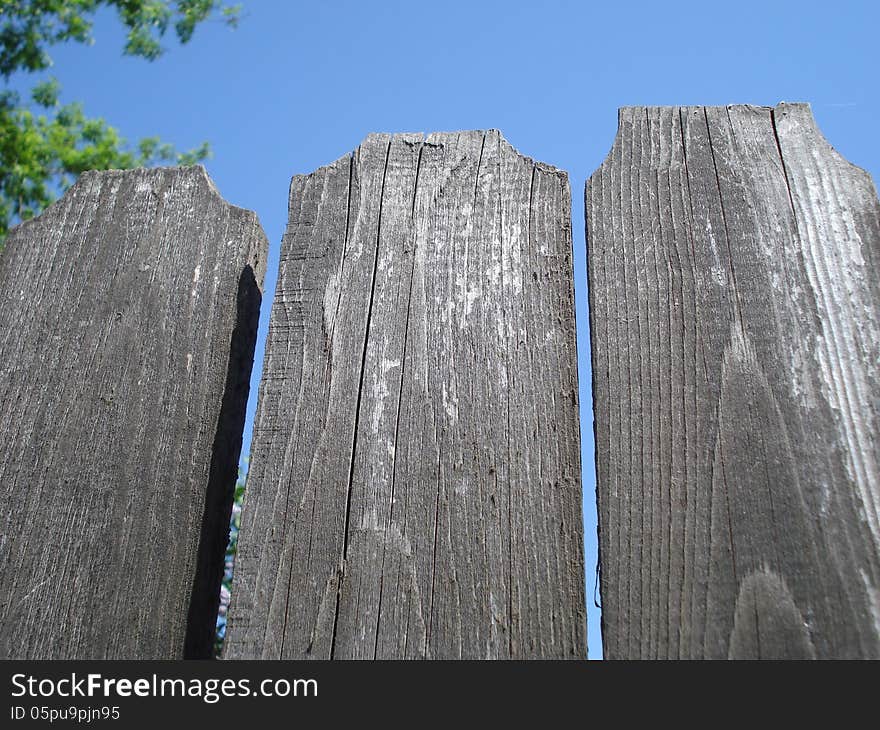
[
  {"x1": 0, "y1": 167, "x2": 267, "y2": 659},
  {"x1": 225, "y1": 131, "x2": 586, "y2": 659},
  {"x1": 586, "y1": 103, "x2": 880, "y2": 658}
]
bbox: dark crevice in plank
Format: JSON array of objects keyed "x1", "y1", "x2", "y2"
[
  {"x1": 328, "y1": 153, "x2": 357, "y2": 350},
  {"x1": 277, "y1": 152, "x2": 357, "y2": 659},
  {"x1": 769, "y1": 108, "x2": 798, "y2": 217},
  {"x1": 425, "y1": 447, "x2": 443, "y2": 656},
  {"x1": 184, "y1": 263, "x2": 262, "y2": 658},
  {"x1": 506, "y1": 139, "x2": 520, "y2": 658},
  {"x1": 704, "y1": 107, "x2": 744, "y2": 327},
  {"x1": 374, "y1": 139, "x2": 423, "y2": 658},
  {"x1": 329, "y1": 139, "x2": 392, "y2": 660}
]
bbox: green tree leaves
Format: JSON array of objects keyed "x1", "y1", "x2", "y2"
[
  {"x1": 0, "y1": 81, "x2": 209, "y2": 238},
  {"x1": 0, "y1": 1, "x2": 242, "y2": 77},
  {"x1": 0, "y1": 1, "x2": 241, "y2": 244}
]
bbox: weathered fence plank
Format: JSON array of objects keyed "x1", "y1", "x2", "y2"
[
  {"x1": 0, "y1": 167, "x2": 267, "y2": 659},
  {"x1": 226, "y1": 131, "x2": 586, "y2": 659},
  {"x1": 586, "y1": 103, "x2": 880, "y2": 658}
]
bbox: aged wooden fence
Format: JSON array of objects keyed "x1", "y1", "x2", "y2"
[
  {"x1": 0, "y1": 104, "x2": 876, "y2": 660},
  {"x1": 587, "y1": 103, "x2": 880, "y2": 659},
  {"x1": 0, "y1": 167, "x2": 267, "y2": 659},
  {"x1": 224, "y1": 131, "x2": 586, "y2": 659}
]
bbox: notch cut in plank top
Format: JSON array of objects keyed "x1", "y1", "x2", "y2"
[
  {"x1": 0, "y1": 166, "x2": 267, "y2": 659},
  {"x1": 586, "y1": 103, "x2": 880, "y2": 659},
  {"x1": 225, "y1": 130, "x2": 586, "y2": 659}
]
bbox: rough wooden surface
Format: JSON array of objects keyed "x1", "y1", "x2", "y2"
[
  {"x1": 586, "y1": 103, "x2": 880, "y2": 659},
  {"x1": 226, "y1": 131, "x2": 585, "y2": 659},
  {"x1": 0, "y1": 166, "x2": 267, "y2": 659}
]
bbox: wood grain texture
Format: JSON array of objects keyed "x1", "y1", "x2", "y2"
[
  {"x1": 0, "y1": 166, "x2": 267, "y2": 659},
  {"x1": 586, "y1": 103, "x2": 880, "y2": 659},
  {"x1": 225, "y1": 131, "x2": 586, "y2": 659}
]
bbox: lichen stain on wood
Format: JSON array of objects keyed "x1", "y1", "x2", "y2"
[{"x1": 225, "y1": 131, "x2": 586, "y2": 659}]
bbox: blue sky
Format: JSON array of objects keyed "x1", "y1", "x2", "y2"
[{"x1": 30, "y1": 0, "x2": 880, "y2": 659}]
